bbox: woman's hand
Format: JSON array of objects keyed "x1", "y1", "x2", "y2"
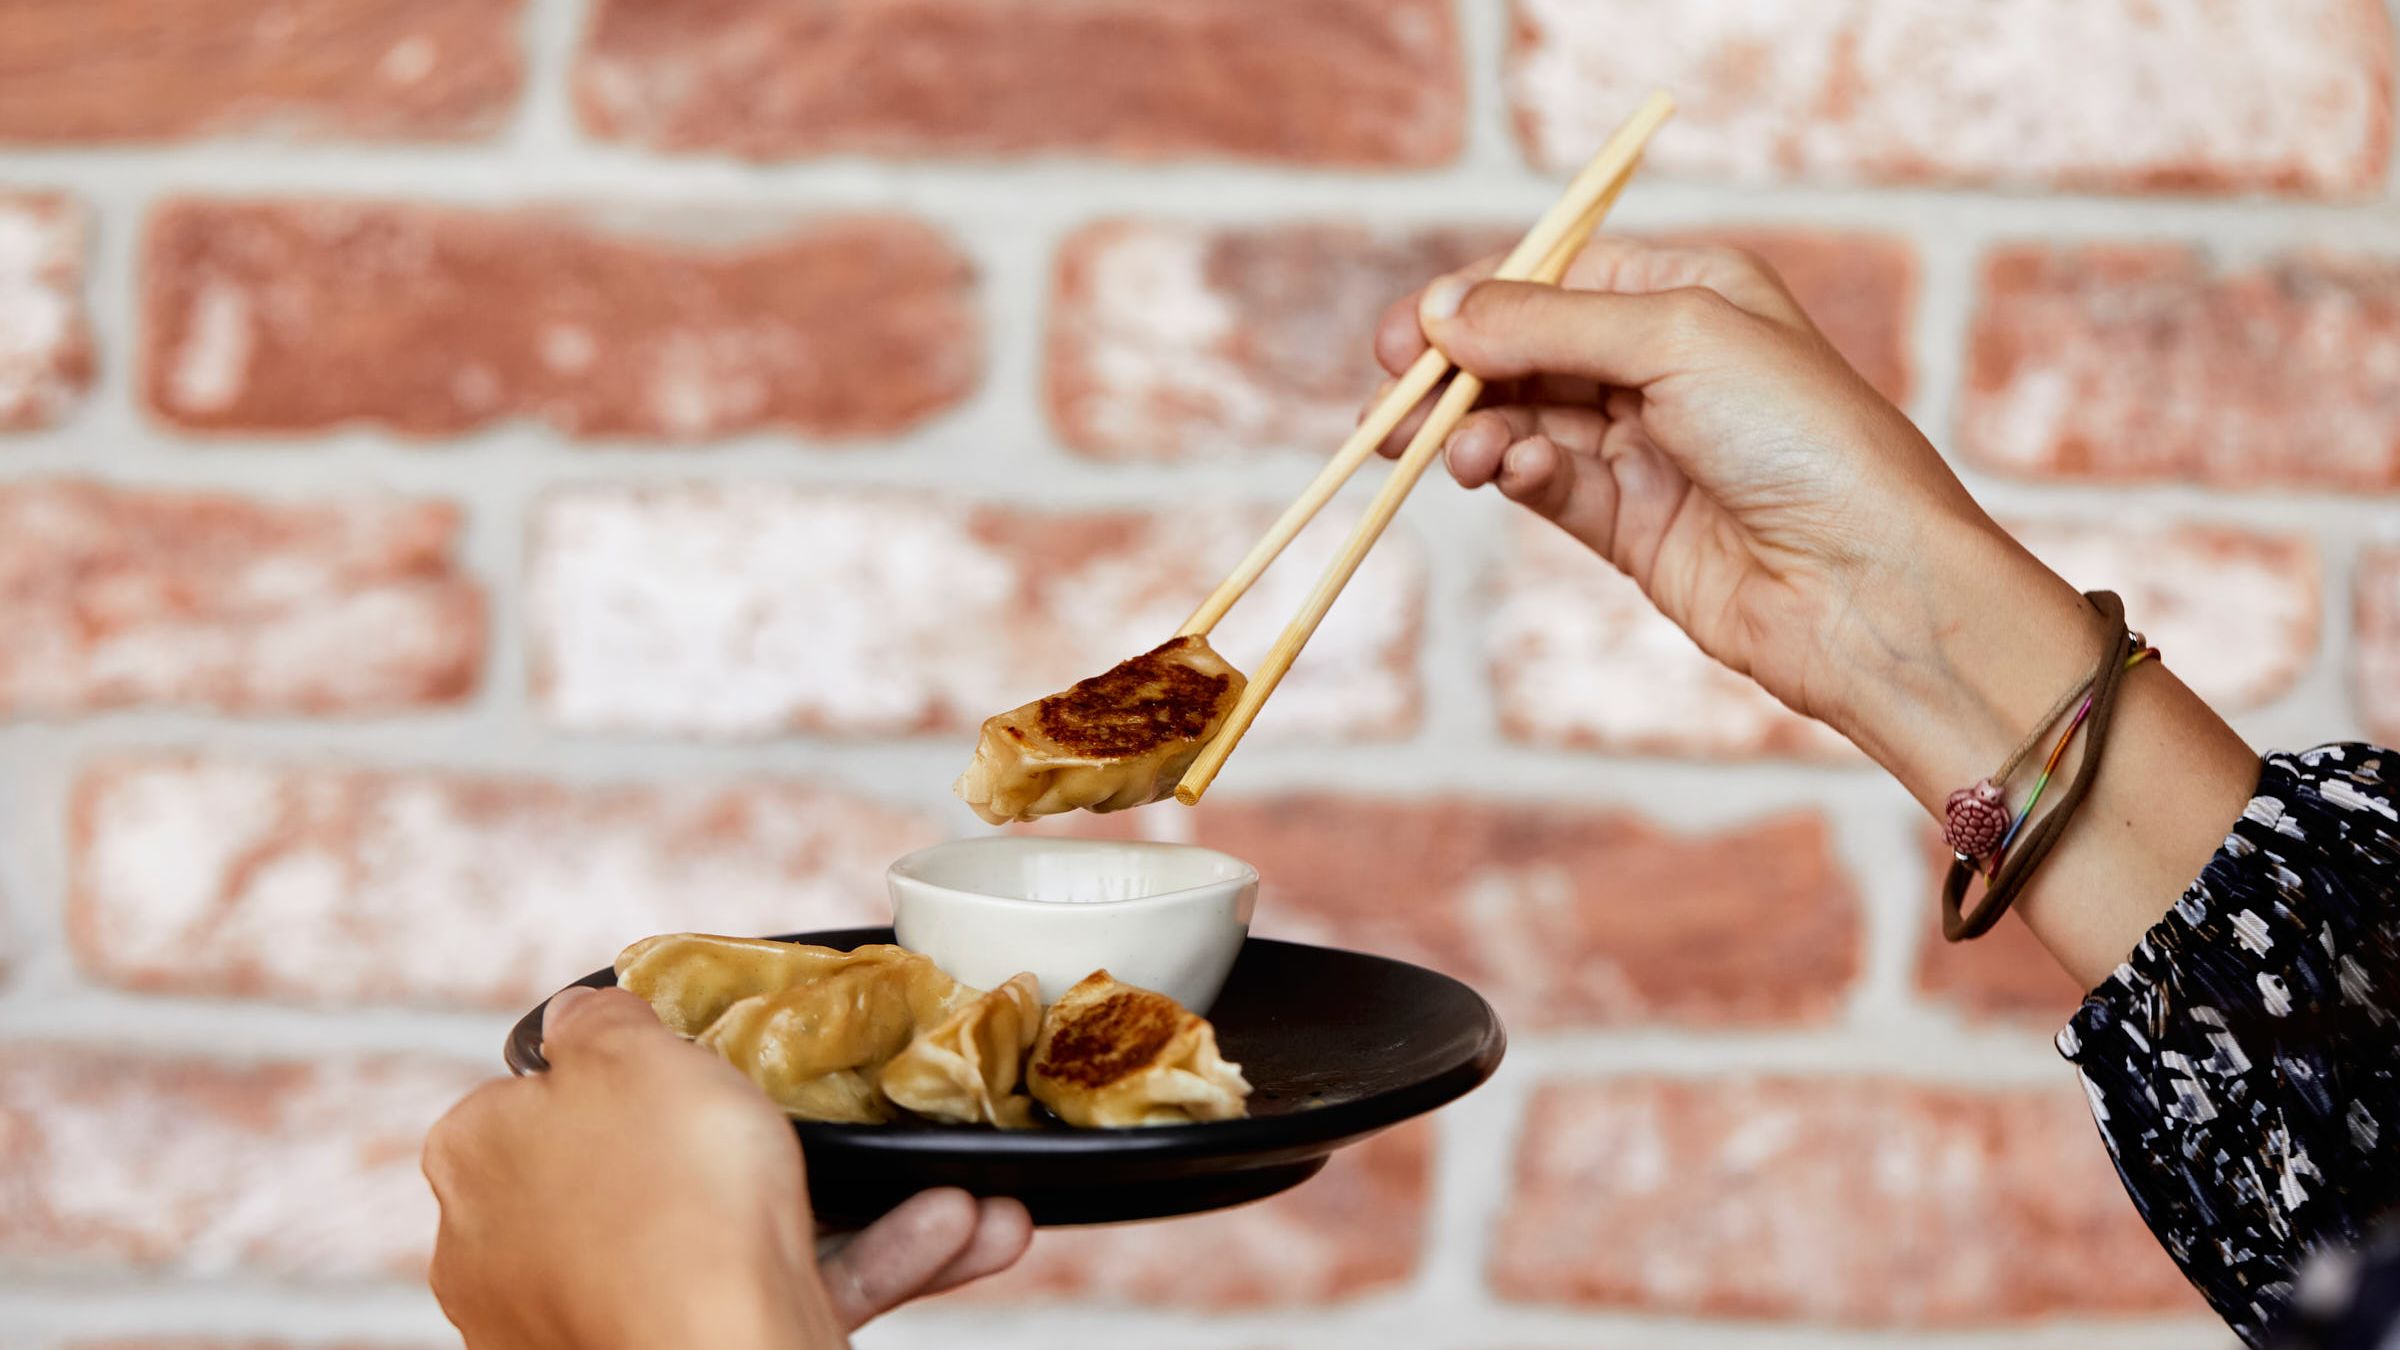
[
  {"x1": 1378, "y1": 238, "x2": 2256, "y2": 987},
  {"x1": 1375, "y1": 238, "x2": 2085, "y2": 779},
  {"x1": 423, "y1": 987, "x2": 1031, "y2": 1350}
]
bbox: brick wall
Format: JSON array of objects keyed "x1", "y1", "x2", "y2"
[{"x1": 1, "y1": 1, "x2": 2391, "y2": 1346}]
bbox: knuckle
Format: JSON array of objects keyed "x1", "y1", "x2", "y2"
[
  {"x1": 1659, "y1": 287, "x2": 1732, "y2": 343},
  {"x1": 421, "y1": 1080, "x2": 506, "y2": 1186},
  {"x1": 1679, "y1": 242, "x2": 1776, "y2": 295},
  {"x1": 1705, "y1": 244, "x2": 1772, "y2": 279},
  {"x1": 420, "y1": 1126, "x2": 463, "y2": 1196}
]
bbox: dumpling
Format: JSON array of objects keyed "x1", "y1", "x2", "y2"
[
  {"x1": 955, "y1": 636, "x2": 1245, "y2": 825},
  {"x1": 1027, "y1": 970, "x2": 1250, "y2": 1127},
  {"x1": 698, "y1": 956, "x2": 973, "y2": 1124},
  {"x1": 880, "y1": 973, "x2": 1043, "y2": 1129},
  {"x1": 613, "y1": 933, "x2": 854, "y2": 1036}
]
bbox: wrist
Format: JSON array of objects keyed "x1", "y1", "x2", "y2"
[{"x1": 1821, "y1": 516, "x2": 2101, "y2": 813}]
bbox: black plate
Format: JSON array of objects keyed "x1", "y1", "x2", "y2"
[{"x1": 506, "y1": 927, "x2": 1504, "y2": 1227}]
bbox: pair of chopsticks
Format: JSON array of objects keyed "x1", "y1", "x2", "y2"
[{"x1": 1173, "y1": 91, "x2": 1676, "y2": 806}]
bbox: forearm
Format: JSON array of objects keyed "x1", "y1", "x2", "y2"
[{"x1": 1829, "y1": 511, "x2": 2256, "y2": 988}]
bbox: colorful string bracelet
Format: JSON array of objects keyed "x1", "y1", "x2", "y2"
[{"x1": 1983, "y1": 643, "x2": 2157, "y2": 874}]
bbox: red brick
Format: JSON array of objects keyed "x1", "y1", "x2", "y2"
[
  {"x1": 1048, "y1": 222, "x2": 1913, "y2": 461},
  {"x1": 2360, "y1": 548, "x2": 2400, "y2": 744},
  {"x1": 1509, "y1": 0, "x2": 2391, "y2": 196},
  {"x1": 1965, "y1": 246, "x2": 2400, "y2": 488},
  {"x1": 1718, "y1": 228, "x2": 1917, "y2": 404},
  {"x1": 0, "y1": 481, "x2": 481, "y2": 715},
  {"x1": 957, "y1": 1122, "x2": 1428, "y2": 1307},
  {"x1": 0, "y1": 193, "x2": 91, "y2": 429},
  {"x1": 576, "y1": 0, "x2": 1461, "y2": 167},
  {"x1": 1494, "y1": 1076, "x2": 2202, "y2": 1324},
  {"x1": 0, "y1": 1047, "x2": 472, "y2": 1279},
  {"x1": 2011, "y1": 521, "x2": 2318, "y2": 711},
  {"x1": 1489, "y1": 519, "x2": 2315, "y2": 760},
  {"x1": 142, "y1": 202, "x2": 978, "y2": 441},
  {"x1": 1913, "y1": 832, "x2": 2087, "y2": 1024},
  {"x1": 1488, "y1": 520, "x2": 1851, "y2": 759},
  {"x1": 529, "y1": 489, "x2": 1422, "y2": 740},
  {"x1": 70, "y1": 757, "x2": 936, "y2": 1010},
  {"x1": 0, "y1": 0, "x2": 521, "y2": 143},
  {"x1": 1224, "y1": 799, "x2": 1856, "y2": 1030}
]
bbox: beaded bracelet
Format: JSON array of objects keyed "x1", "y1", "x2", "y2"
[{"x1": 1938, "y1": 590, "x2": 2153, "y2": 942}]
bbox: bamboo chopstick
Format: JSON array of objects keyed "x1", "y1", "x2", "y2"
[
  {"x1": 1175, "y1": 100, "x2": 1670, "y2": 805},
  {"x1": 1175, "y1": 90, "x2": 1677, "y2": 640}
]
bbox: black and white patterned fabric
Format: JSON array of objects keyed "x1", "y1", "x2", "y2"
[{"x1": 2058, "y1": 744, "x2": 2400, "y2": 1347}]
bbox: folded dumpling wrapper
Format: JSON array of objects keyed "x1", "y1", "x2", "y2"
[
  {"x1": 880, "y1": 972, "x2": 1044, "y2": 1129},
  {"x1": 698, "y1": 956, "x2": 972, "y2": 1124},
  {"x1": 615, "y1": 936, "x2": 972, "y2": 1123},
  {"x1": 955, "y1": 636, "x2": 1246, "y2": 825},
  {"x1": 1027, "y1": 970, "x2": 1251, "y2": 1128},
  {"x1": 614, "y1": 932, "x2": 866, "y2": 1037}
]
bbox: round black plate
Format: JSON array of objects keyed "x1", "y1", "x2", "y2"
[{"x1": 506, "y1": 927, "x2": 1505, "y2": 1227}]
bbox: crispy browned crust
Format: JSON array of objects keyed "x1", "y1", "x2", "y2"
[
  {"x1": 1031, "y1": 989, "x2": 1183, "y2": 1088},
  {"x1": 1034, "y1": 635, "x2": 1233, "y2": 758}
]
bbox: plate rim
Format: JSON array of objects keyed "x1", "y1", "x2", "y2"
[{"x1": 506, "y1": 926, "x2": 1508, "y2": 1157}]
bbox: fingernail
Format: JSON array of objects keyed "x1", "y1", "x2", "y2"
[{"x1": 1420, "y1": 276, "x2": 1470, "y2": 324}]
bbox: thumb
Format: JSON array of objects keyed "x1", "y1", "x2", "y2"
[{"x1": 1418, "y1": 277, "x2": 1742, "y2": 390}]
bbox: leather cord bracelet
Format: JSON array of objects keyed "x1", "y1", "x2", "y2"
[{"x1": 1940, "y1": 590, "x2": 2147, "y2": 943}]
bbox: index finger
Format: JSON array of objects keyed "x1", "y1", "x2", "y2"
[
  {"x1": 540, "y1": 986, "x2": 672, "y2": 1066},
  {"x1": 1376, "y1": 238, "x2": 1811, "y2": 381}
]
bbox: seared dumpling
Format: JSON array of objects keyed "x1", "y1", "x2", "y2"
[
  {"x1": 955, "y1": 636, "x2": 1245, "y2": 825},
  {"x1": 881, "y1": 973, "x2": 1043, "y2": 1129},
  {"x1": 1027, "y1": 971, "x2": 1249, "y2": 1128}
]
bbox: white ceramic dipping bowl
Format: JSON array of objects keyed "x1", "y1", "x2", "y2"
[{"x1": 888, "y1": 837, "x2": 1258, "y2": 1013}]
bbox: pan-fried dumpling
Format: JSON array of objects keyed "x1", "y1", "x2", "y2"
[
  {"x1": 880, "y1": 973, "x2": 1043, "y2": 1129},
  {"x1": 613, "y1": 933, "x2": 853, "y2": 1036},
  {"x1": 1027, "y1": 970, "x2": 1250, "y2": 1127},
  {"x1": 956, "y1": 636, "x2": 1245, "y2": 825},
  {"x1": 698, "y1": 956, "x2": 973, "y2": 1124}
]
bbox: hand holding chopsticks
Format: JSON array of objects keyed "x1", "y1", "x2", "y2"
[{"x1": 1174, "y1": 91, "x2": 1674, "y2": 805}]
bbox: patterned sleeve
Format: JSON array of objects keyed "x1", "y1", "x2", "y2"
[{"x1": 2058, "y1": 744, "x2": 2400, "y2": 1348}]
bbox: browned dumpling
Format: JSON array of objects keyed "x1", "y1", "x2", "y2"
[
  {"x1": 1027, "y1": 971, "x2": 1250, "y2": 1128},
  {"x1": 955, "y1": 636, "x2": 1245, "y2": 825},
  {"x1": 880, "y1": 973, "x2": 1043, "y2": 1129}
]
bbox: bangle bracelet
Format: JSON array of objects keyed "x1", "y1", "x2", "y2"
[{"x1": 1939, "y1": 590, "x2": 2151, "y2": 943}]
